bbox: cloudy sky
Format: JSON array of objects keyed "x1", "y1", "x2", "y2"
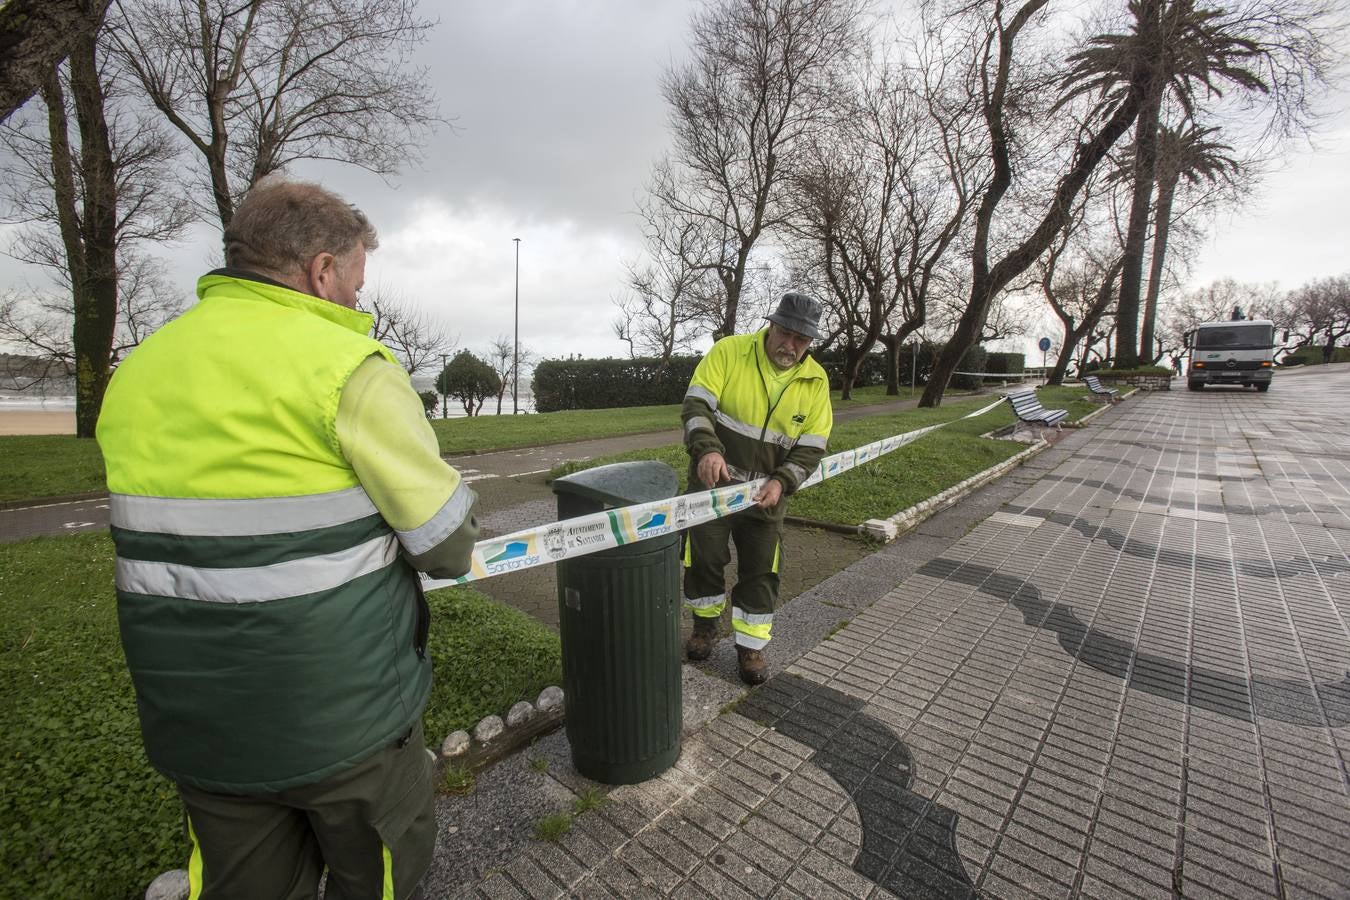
[{"x1": 3, "y1": 0, "x2": 1348, "y2": 365}]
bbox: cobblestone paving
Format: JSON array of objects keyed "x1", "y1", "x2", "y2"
[{"x1": 475, "y1": 372, "x2": 1350, "y2": 898}]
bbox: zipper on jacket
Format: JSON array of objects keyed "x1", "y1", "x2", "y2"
[
  {"x1": 752, "y1": 338, "x2": 802, "y2": 474},
  {"x1": 413, "y1": 574, "x2": 430, "y2": 660}
]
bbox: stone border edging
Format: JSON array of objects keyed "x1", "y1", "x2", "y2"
[
  {"x1": 435, "y1": 686, "x2": 566, "y2": 771},
  {"x1": 861, "y1": 439, "x2": 1050, "y2": 542}
]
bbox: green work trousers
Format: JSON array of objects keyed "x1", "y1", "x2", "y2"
[
  {"x1": 683, "y1": 488, "x2": 783, "y2": 649},
  {"x1": 175, "y1": 721, "x2": 436, "y2": 900}
]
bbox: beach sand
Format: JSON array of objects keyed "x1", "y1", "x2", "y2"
[{"x1": 0, "y1": 409, "x2": 77, "y2": 436}]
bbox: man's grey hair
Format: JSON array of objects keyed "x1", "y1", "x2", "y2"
[{"x1": 224, "y1": 179, "x2": 378, "y2": 277}]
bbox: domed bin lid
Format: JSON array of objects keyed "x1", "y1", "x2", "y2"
[{"x1": 552, "y1": 461, "x2": 679, "y2": 514}]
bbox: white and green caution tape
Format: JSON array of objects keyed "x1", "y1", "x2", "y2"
[{"x1": 424, "y1": 397, "x2": 1005, "y2": 588}]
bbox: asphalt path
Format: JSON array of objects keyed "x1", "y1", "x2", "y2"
[{"x1": 0, "y1": 390, "x2": 939, "y2": 544}]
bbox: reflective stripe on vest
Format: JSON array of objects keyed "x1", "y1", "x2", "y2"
[{"x1": 116, "y1": 534, "x2": 399, "y2": 603}]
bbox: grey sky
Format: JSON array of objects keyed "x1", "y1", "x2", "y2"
[{"x1": 1, "y1": 0, "x2": 1347, "y2": 366}]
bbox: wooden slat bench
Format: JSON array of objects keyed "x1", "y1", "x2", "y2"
[
  {"x1": 1005, "y1": 388, "x2": 1068, "y2": 428},
  {"x1": 1083, "y1": 375, "x2": 1119, "y2": 401}
]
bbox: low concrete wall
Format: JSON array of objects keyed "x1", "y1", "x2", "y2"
[{"x1": 1092, "y1": 373, "x2": 1171, "y2": 391}]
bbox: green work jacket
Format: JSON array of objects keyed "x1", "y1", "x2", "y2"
[
  {"x1": 682, "y1": 330, "x2": 833, "y2": 495},
  {"x1": 97, "y1": 272, "x2": 447, "y2": 794}
]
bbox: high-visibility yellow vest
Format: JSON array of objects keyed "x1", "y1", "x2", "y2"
[
  {"x1": 97, "y1": 272, "x2": 430, "y2": 793},
  {"x1": 681, "y1": 329, "x2": 833, "y2": 493}
]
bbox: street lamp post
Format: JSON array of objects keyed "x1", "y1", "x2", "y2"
[
  {"x1": 439, "y1": 353, "x2": 448, "y2": 419},
  {"x1": 910, "y1": 339, "x2": 918, "y2": 393},
  {"x1": 513, "y1": 237, "x2": 521, "y2": 415}
]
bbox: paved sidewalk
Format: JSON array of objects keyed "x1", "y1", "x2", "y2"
[{"x1": 464, "y1": 372, "x2": 1350, "y2": 898}]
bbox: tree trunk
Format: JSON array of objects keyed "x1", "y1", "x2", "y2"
[
  {"x1": 1138, "y1": 170, "x2": 1178, "y2": 362},
  {"x1": 879, "y1": 336, "x2": 900, "y2": 395},
  {"x1": 0, "y1": 0, "x2": 108, "y2": 123},
  {"x1": 1114, "y1": 1, "x2": 1166, "y2": 369},
  {"x1": 1049, "y1": 323, "x2": 1084, "y2": 385},
  {"x1": 68, "y1": 31, "x2": 118, "y2": 438},
  {"x1": 207, "y1": 101, "x2": 235, "y2": 227}
]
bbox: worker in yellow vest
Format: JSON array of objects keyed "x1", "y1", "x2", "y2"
[
  {"x1": 97, "y1": 180, "x2": 478, "y2": 900},
  {"x1": 681, "y1": 294, "x2": 833, "y2": 684}
]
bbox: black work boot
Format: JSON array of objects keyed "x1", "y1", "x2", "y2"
[
  {"x1": 736, "y1": 645, "x2": 768, "y2": 685},
  {"x1": 685, "y1": 615, "x2": 718, "y2": 661}
]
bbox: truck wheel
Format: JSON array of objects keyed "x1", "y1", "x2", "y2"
[
  {"x1": 1256, "y1": 382, "x2": 1270, "y2": 392},
  {"x1": 1188, "y1": 381, "x2": 1203, "y2": 391}
]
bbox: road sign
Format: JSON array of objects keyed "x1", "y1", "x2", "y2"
[{"x1": 1038, "y1": 337, "x2": 1052, "y2": 352}]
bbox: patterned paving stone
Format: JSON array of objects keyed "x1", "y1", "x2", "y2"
[{"x1": 461, "y1": 369, "x2": 1350, "y2": 897}]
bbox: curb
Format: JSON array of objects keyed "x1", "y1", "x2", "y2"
[{"x1": 862, "y1": 439, "x2": 1050, "y2": 541}]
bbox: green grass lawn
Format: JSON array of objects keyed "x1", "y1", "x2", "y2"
[
  {"x1": 551, "y1": 388, "x2": 1095, "y2": 527},
  {"x1": 0, "y1": 435, "x2": 107, "y2": 503},
  {"x1": 0, "y1": 532, "x2": 560, "y2": 900},
  {"x1": 0, "y1": 385, "x2": 1082, "y2": 503},
  {"x1": 830, "y1": 384, "x2": 920, "y2": 403},
  {"x1": 428, "y1": 403, "x2": 683, "y2": 454}
]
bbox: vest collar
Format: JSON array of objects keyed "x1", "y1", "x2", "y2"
[{"x1": 197, "y1": 268, "x2": 374, "y2": 336}]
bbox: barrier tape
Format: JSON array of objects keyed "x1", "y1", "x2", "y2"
[{"x1": 424, "y1": 396, "x2": 1006, "y2": 588}]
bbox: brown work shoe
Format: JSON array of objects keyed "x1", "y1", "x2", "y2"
[
  {"x1": 736, "y1": 645, "x2": 768, "y2": 685},
  {"x1": 685, "y1": 615, "x2": 718, "y2": 661}
]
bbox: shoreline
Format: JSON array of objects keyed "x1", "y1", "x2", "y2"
[{"x1": 0, "y1": 409, "x2": 77, "y2": 436}]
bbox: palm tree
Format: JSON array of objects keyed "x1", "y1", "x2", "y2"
[
  {"x1": 1138, "y1": 123, "x2": 1240, "y2": 360},
  {"x1": 1060, "y1": 0, "x2": 1266, "y2": 367}
]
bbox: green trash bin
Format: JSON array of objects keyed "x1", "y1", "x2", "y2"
[{"x1": 551, "y1": 461, "x2": 682, "y2": 784}]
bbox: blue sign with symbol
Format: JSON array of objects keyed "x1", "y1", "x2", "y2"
[{"x1": 1038, "y1": 337, "x2": 1052, "y2": 352}]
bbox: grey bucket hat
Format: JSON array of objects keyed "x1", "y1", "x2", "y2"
[{"x1": 766, "y1": 292, "x2": 823, "y2": 340}]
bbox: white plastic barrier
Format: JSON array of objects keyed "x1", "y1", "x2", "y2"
[{"x1": 424, "y1": 397, "x2": 1005, "y2": 588}]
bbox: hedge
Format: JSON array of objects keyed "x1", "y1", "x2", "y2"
[
  {"x1": 985, "y1": 352, "x2": 1026, "y2": 376},
  {"x1": 532, "y1": 356, "x2": 700, "y2": 411},
  {"x1": 1281, "y1": 346, "x2": 1350, "y2": 365},
  {"x1": 953, "y1": 345, "x2": 988, "y2": 390}
]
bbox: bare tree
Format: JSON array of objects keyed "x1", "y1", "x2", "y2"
[
  {"x1": 1280, "y1": 274, "x2": 1349, "y2": 354},
  {"x1": 362, "y1": 286, "x2": 455, "y2": 377},
  {"x1": 0, "y1": 0, "x2": 110, "y2": 122},
  {"x1": 0, "y1": 12, "x2": 189, "y2": 436},
  {"x1": 109, "y1": 0, "x2": 440, "y2": 228},
  {"x1": 612, "y1": 215, "x2": 706, "y2": 361},
  {"x1": 1040, "y1": 243, "x2": 1125, "y2": 385},
  {"x1": 789, "y1": 46, "x2": 986, "y2": 399},
  {"x1": 484, "y1": 335, "x2": 536, "y2": 415},
  {"x1": 1160, "y1": 277, "x2": 1284, "y2": 353},
  {"x1": 0, "y1": 254, "x2": 187, "y2": 382},
  {"x1": 645, "y1": 0, "x2": 864, "y2": 340}
]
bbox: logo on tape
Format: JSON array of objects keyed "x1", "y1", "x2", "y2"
[{"x1": 543, "y1": 526, "x2": 565, "y2": 561}]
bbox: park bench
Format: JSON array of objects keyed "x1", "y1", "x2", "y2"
[
  {"x1": 1005, "y1": 387, "x2": 1068, "y2": 428},
  {"x1": 1083, "y1": 374, "x2": 1119, "y2": 401}
]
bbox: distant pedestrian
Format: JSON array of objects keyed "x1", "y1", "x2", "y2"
[
  {"x1": 97, "y1": 179, "x2": 479, "y2": 900},
  {"x1": 1323, "y1": 339, "x2": 1334, "y2": 364},
  {"x1": 1172, "y1": 356, "x2": 1182, "y2": 376},
  {"x1": 680, "y1": 293, "x2": 833, "y2": 684}
]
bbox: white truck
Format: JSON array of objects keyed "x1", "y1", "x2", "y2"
[{"x1": 1184, "y1": 318, "x2": 1275, "y2": 392}]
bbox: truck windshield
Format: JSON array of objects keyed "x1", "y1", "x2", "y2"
[{"x1": 1194, "y1": 324, "x2": 1273, "y2": 350}]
